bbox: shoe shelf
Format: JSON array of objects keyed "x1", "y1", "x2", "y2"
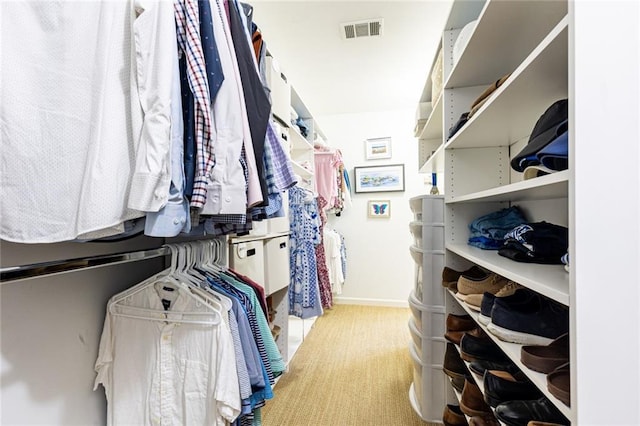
[
  {"x1": 449, "y1": 289, "x2": 573, "y2": 422},
  {"x1": 445, "y1": 17, "x2": 568, "y2": 151},
  {"x1": 447, "y1": 349, "x2": 508, "y2": 426},
  {"x1": 446, "y1": 243, "x2": 569, "y2": 306}
]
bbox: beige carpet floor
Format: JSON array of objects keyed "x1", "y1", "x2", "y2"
[{"x1": 262, "y1": 304, "x2": 440, "y2": 425}]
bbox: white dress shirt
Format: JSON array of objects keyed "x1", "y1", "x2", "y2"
[
  {"x1": 0, "y1": 1, "x2": 173, "y2": 242},
  {"x1": 95, "y1": 282, "x2": 241, "y2": 426},
  {"x1": 201, "y1": 3, "x2": 248, "y2": 216}
]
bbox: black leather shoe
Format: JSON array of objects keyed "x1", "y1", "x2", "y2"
[
  {"x1": 460, "y1": 333, "x2": 510, "y2": 363},
  {"x1": 483, "y1": 370, "x2": 543, "y2": 407},
  {"x1": 495, "y1": 397, "x2": 568, "y2": 426}
]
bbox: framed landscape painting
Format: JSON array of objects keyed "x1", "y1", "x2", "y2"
[{"x1": 354, "y1": 164, "x2": 405, "y2": 193}]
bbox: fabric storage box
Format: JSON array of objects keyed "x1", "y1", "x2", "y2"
[
  {"x1": 263, "y1": 235, "x2": 290, "y2": 295},
  {"x1": 409, "y1": 195, "x2": 445, "y2": 223},
  {"x1": 410, "y1": 245, "x2": 445, "y2": 306},
  {"x1": 229, "y1": 239, "x2": 266, "y2": 286},
  {"x1": 409, "y1": 290, "x2": 446, "y2": 339},
  {"x1": 409, "y1": 343, "x2": 447, "y2": 423},
  {"x1": 409, "y1": 319, "x2": 446, "y2": 365},
  {"x1": 410, "y1": 221, "x2": 445, "y2": 251}
]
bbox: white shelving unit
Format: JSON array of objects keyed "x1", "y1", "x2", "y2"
[{"x1": 412, "y1": 0, "x2": 587, "y2": 424}]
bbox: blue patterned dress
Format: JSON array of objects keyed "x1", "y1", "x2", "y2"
[{"x1": 288, "y1": 186, "x2": 323, "y2": 319}]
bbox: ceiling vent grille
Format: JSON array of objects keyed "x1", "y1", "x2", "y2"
[{"x1": 341, "y1": 19, "x2": 384, "y2": 40}]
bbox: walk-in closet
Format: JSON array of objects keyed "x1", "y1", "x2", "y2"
[{"x1": 1, "y1": 1, "x2": 639, "y2": 426}]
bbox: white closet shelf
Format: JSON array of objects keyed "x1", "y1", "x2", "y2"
[
  {"x1": 445, "y1": 0, "x2": 567, "y2": 89},
  {"x1": 419, "y1": 144, "x2": 445, "y2": 175},
  {"x1": 446, "y1": 243, "x2": 569, "y2": 306},
  {"x1": 418, "y1": 92, "x2": 443, "y2": 141},
  {"x1": 450, "y1": 290, "x2": 573, "y2": 422},
  {"x1": 291, "y1": 161, "x2": 313, "y2": 178},
  {"x1": 445, "y1": 17, "x2": 568, "y2": 150},
  {"x1": 446, "y1": 170, "x2": 569, "y2": 204},
  {"x1": 290, "y1": 127, "x2": 313, "y2": 151}
]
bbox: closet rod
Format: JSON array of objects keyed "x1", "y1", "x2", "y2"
[{"x1": 0, "y1": 247, "x2": 170, "y2": 284}]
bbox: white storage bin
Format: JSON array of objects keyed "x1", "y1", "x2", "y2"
[
  {"x1": 265, "y1": 56, "x2": 291, "y2": 125},
  {"x1": 409, "y1": 291, "x2": 446, "y2": 339},
  {"x1": 264, "y1": 235, "x2": 290, "y2": 295},
  {"x1": 229, "y1": 239, "x2": 265, "y2": 286},
  {"x1": 272, "y1": 120, "x2": 291, "y2": 154},
  {"x1": 410, "y1": 221, "x2": 445, "y2": 251},
  {"x1": 410, "y1": 245, "x2": 446, "y2": 306},
  {"x1": 409, "y1": 343, "x2": 447, "y2": 423},
  {"x1": 409, "y1": 319, "x2": 446, "y2": 365},
  {"x1": 249, "y1": 219, "x2": 268, "y2": 237},
  {"x1": 266, "y1": 191, "x2": 290, "y2": 234},
  {"x1": 409, "y1": 195, "x2": 445, "y2": 223}
]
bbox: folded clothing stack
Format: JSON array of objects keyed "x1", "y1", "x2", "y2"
[
  {"x1": 499, "y1": 222, "x2": 568, "y2": 265},
  {"x1": 511, "y1": 99, "x2": 569, "y2": 179},
  {"x1": 468, "y1": 206, "x2": 528, "y2": 250}
]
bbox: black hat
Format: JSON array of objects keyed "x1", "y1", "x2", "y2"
[{"x1": 511, "y1": 99, "x2": 568, "y2": 172}]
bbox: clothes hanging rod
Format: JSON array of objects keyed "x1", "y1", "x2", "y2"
[{"x1": 0, "y1": 247, "x2": 170, "y2": 284}]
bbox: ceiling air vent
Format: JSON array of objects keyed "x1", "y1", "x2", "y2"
[{"x1": 341, "y1": 19, "x2": 384, "y2": 40}]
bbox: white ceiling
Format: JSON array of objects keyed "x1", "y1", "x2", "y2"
[{"x1": 250, "y1": 1, "x2": 453, "y2": 117}]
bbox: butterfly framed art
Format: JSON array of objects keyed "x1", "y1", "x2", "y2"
[{"x1": 368, "y1": 200, "x2": 391, "y2": 218}]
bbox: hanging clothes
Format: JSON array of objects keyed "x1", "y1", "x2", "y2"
[
  {"x1": 323, "y1": 228, "x2": 346, "y2": 294},
  {"x1": 94, "y1": 275, "x2": 241, "y2": 426},
  {"x1": 314, "y1": 196, "x2": 334, "y2": 309},
  {"x1": 288, "y1": 186, "x2": 323, "y2": 319},
  {"x1": 1, "y1": 1, "x2": 175, "y2": 243}
]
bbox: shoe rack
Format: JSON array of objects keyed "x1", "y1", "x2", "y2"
[{"x1": 415, "y1": 0, "x2": 572, "y2": 423}]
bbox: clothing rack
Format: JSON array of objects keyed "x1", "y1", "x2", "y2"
[
  {"x1": 1, "y1": 237, "x2": 230, "y2": 284},
  {"x1": 0, "y1": 247, "x2": 171, "y2": 284}
]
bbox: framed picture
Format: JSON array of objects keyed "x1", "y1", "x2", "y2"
[
  {"x1": 368, "y1": 200, "x2": 390, "y2": 218},
  {"x1": 365, "y1": 137, "x2": 392, "y2": 160},
  {"x1": 354, "y1": 164, "x2": 405, "y2": 193}
]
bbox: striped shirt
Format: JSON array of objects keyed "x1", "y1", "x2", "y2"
[{"x1": 174, "y1": 0, "x2": 214, "y2": 209}]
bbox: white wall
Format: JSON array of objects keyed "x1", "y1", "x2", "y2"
[{"x1": 320, "y1": 108, "x2": 430, "y2": 307}]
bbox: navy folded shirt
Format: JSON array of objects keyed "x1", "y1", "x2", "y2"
[{"x1": 499, "y1": 221, "x2": 568, "y2": 264}]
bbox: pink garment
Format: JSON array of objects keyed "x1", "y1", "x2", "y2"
[{"x1": 314, "y1": 152, "x2": 340, "y2": 210}]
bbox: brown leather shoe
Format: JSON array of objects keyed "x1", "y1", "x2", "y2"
[
  {"x1": 460, "y1": 379, "x2": 492, "y2": 417},
  {"x1": 468, "y1": 414, "x2": 500, "y2": 426},
  {"x1": 446, "y1": 325, "x2": 486, "y2": 346},
  {"x1": 443, "y1": 404, "x2": 468, "y2": 426},
  {"x1": 442, "y1": 265, "x2": 486, "y2": 289},
  {"x1": 521, "y1": 333, "x2": 569, "y2": 373},
  {"x1": 444, "y1": 343, "x2": 469, "y2": 384},
  {"x1": 547, "y1": 363, "x2": 570, "y2": 406},
  {"x1": 445, "y1": 313, "x2": 478, "y2": 345}
]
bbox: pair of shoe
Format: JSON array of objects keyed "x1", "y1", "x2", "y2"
[
  {"x1": 483, "y1": 369, "x2": 542, "y2": 407},
  {"x1": 460, "y1": 332, "x2": 510, "y2": 363},
  {"x1": 494, "y1": 397, "x2": 568, "y2": 426},
  {"x1": 478, "y1": 281, "x2": 524, "y2": 323},
  {"x1": 520, "y1": 333, "x2": 570, "y2": 406},
  {"x1": 486, "y1": 288, "x2": 569, "y2": 345},
  {"x1": 442, "y1": 265, "x2": 486, "y2": 291},
  {"x1": 445, "y1": 313, "x2": 482, "y2": 345},
  {"x1": 456, "y1": 272, "x2": 510, "y2": 303}
]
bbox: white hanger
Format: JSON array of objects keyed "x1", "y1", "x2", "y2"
[{"x1": 108, "y1": 244, "x2": 221, "y2": 325}]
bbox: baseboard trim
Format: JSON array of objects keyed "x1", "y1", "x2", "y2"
[{"x1": 332, "y1": 297, "x2": 409, "y2": 308}]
